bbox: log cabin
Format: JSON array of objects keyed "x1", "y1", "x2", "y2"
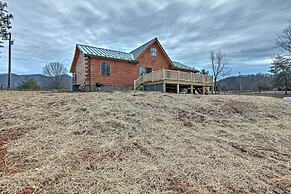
[{"x1": 70, "y1": 38, "x2": 213, "y2": 93}]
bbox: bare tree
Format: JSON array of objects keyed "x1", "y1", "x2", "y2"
[
  {"x1": 276, "y1": 24, "x2": 291, "y2": 53},
  {"x1": 211, "y1": 50, "x2": 230, "y2": 93},
  {"x1": 42, "y1": 62, "x2": 68, "y2": 90}
]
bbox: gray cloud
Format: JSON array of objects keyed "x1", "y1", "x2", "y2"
[{"x1": 0, "y1": 0, "x2": 290, "y2": 75}]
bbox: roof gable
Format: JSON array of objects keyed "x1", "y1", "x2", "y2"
[
  {"x1": 130, "y1": 38, "x2": 157, "y2": 59},
  {"x1": 131, "y1": 38, "x2": 174, "y2": 66}
]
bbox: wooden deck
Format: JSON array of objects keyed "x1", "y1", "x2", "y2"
[{"x1": 134, "y1": 69, "x2": 213, "y2": 94}]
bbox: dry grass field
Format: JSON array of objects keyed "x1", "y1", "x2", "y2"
[{"x1": 0, "y1": 91, "x2": 291, "y2": 194}]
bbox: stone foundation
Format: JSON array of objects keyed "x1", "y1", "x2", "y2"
[{"x1": 75, "y1": 85, "x2": 132, "y2": 92}]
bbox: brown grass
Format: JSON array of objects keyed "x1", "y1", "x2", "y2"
[{"x1": 0, "y1": 91, "x2": 291, "y2": 193}]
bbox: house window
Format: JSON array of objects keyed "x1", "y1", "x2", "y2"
[
  {"x1": 139, "y1": 67, "x2": 152, "y2": 75},
  {"x1": 72, "y1": 73, "x2": 77, "y2": 84},
  {"x1": 101, "y1": 62, "x2": 110, "y2": 76},
  {"x1": 150, "y1": 47, "x2": 157, "y2": 56}
]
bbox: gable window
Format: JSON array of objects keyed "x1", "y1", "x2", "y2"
[
  {"x1": 150, "y1": 47, "x2": 157, "y2": 56},
  {"x1": 101, "y1": 62, "x2": 110, "y2": 76},
  {"x1": 139, "y1": 67, "x2": 152, "y2": 75}
]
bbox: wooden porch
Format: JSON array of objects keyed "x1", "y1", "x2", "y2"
[{"x1": 134, "y1": 69, "x2": 213, "y2": 94}]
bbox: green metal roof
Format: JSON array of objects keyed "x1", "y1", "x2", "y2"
[
  {"x1": 172, "y1": 61, "x2": 198, "y2": 72},
  {"x1": 77, "y1": 44, "x2": 136, "y2": 62},
  {"x1": 77, "y1": 38, "x2": 157, "y2": 62}
]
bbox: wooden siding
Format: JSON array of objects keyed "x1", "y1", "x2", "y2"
[{"x1": 76, "y1": 51, "x2": 86, "y2": 85}]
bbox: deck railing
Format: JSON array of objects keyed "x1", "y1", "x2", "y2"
[{"x1": 134, "y1": 69, "x2": 213, "y2": 90}]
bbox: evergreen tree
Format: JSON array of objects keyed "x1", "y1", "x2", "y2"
[
  {"x1": 17, "y1": 78, "x2": 41, "y2": 91},
  {"x1": 0, "y1": 1, "x2": 13, "y2": 47},
  {"x1": 200, "y1": 69, "x2": 209, "y2": 75},
  {"x1": 270, "y1": 55, "x2": 291, "y2": 95}
]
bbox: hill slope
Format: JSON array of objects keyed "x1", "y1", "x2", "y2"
[{"x1": 0, "y1": 92, "x2": 291, "y2": 193}]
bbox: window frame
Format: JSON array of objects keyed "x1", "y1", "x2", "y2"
[
  {"x1": 100, "y1": 61, "x2": 111, "y2": 77},
  {"x1": 139, "y1": 66, "x2": 152, "y2": 76},
  {"x1": 150, "y1": 47, "x2": 157, "y2": 57}
]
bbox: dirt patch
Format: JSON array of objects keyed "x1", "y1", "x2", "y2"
[
  {"x1": 260, "y1": 172, "x2": 291, "y2": 194},
  {"x1": 79, "y1": 148, "x2": 97, "y2": 161},
  {"x1": 0, "y1": 127, "x2": 34, "y2": 175},
  {"x1": 212, "y1": 99, "x2": 257, "y2": 114},
  {"x1": 16, "y1": 188, "x2": 34, "y2": 194},
  {"x1": 79, "y1": 142, "x2": 152, "y2": 164},
  {"x1": 176, "y1": 109, "x2": 206, "y2": 125},
  {"x1": 229, "y1": 142, "x2": 290, "y2": 162},
  {"x1": 164, "y1": 177, "x2": 191, "y2": 193}
]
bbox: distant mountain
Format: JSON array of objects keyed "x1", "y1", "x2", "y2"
[
  {"x1": 218, "y1": 74, "x2": 273, "y2": 91},
  {"x1": 0, "y1": 73, "x2": 72, "y2": 89}
]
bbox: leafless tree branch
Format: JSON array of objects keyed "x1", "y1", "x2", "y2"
[
  {"x1": 42, "y1": 62, "x2": 68, "y2": 90},
  {"x1": 211, "y1": 50, "x2": 231, "y2": 93},
  {"x1": 276, "y1": 25, "x2": 291, "y2": 53}
]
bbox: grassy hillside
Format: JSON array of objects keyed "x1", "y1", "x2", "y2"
[{"x1": 0, "y1": 92, "x2": 291, "y2": 193}]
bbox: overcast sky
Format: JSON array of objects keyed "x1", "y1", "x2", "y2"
[{"x1": 0, "y1": 0, "x2": 291, "y2": 75}]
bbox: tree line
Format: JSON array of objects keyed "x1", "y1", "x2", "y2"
[{"x1": 218, "y1": 74, "x2": 273, "y2": 92}]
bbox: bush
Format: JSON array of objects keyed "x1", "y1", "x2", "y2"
[{"x1": 17, "y1": 78, "x2": 40, "y2": 91}]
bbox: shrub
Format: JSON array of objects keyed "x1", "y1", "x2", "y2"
[{"x1": 17, "y1": 78, "x2": 40, "y2": 91}]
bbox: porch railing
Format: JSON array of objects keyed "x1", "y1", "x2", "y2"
[{"x1": 134, "y1": 69, "x2": 213, "y2": 90}]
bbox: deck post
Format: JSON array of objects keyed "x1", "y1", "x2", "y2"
[
  {"x1": 177, "y1": 84, "x2": 180, "y2": 94},
  {"x1": 163, "y1": 82, "x2": 166, "y2": 93},
  {"x1": 177, "y1": 71, "x2": 180, "y2": 80},
  {"x1": 190, "y1": 73, "x2": 193, "y2": 82},
  {"x1": 190, "y1": 85, "x2": 194, "y2": 94},
  {"x1": 202, "y1": 85, "x2": 206, "y2": 95},
  {"x1": 134, "y1": 80, "x2": 136, "y2": 91},
  {"x1": 162, "y1": 68, "x2": 165, "y2": 80}
]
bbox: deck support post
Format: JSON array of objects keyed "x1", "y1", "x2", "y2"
[
  {"x1": 163, "y1": 82, "x2": 166, "y2": 93},
  {"x1": 177, "y1": 84, "x2": 180, "y2": 94},
  {"x1": 190, "y1": 85, "x2": 194, "y2": 94},
  {"x1": 202, "y1": 85, "x2": 206, "y2": 95}
]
